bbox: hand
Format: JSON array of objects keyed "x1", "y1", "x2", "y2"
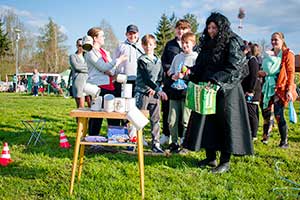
[
  {"x1": 148, "y1": 88, "x2": 155, "y2": 96},
  {"x1": 178, "y1": 72, "x2": 184, "y2": 79},
  {"x1": 245, "y1": 92, "x2": 254, "y2": 97},
  {"x1": 116, "y1": 54, "x2": 128, "y2": 66},
  {"x1": 286, "y1": 91, "x2": 293, "y2": 101},
  {"x1": 257, "y1": 70, "x2": 267, "y2": 77},
  {"x1": 158, "y1": 91, "x2": 168, "y2": 101},
  {"x1": 172, "y1": 74, "x2": 179, "y2": 81}
]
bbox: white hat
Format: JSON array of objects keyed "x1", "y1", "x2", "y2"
[{"x1": 82, "y1": 35, "x2": 93, "y2": 51}]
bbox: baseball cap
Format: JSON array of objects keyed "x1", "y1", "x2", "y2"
[{"x1": 126, "y1": 24, "x2": 139, "y2": 33}]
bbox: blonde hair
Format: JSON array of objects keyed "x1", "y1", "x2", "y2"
[
  {"x1": 250, "y1": 43, "x2": 261, "y2": 57},
  {"x1": 181, "y1": 32, "x2": 196, "y2": 45},
  {"x1": 175, "y1": 19, "x2": 191, "y2": 29},
  {"x1": 272, "y1": 32, "x2": 287, "y2": 48},
  {"x1": 141, "y1": 34, "x2": 156, "y2": 46},
  {"x1": 87, "y1": 27, "x2": 102, "y2": 40}
]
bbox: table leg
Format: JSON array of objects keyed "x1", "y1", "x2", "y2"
[
  {"x1": 78, "y1": 118, "x2": 88, "y2": 181},
  {"x1": 137, "y1": 129, "x2": 145, "y2": 199},
  {"x1": 69, "y1": 117, "x2": 84, "y2": 195}
]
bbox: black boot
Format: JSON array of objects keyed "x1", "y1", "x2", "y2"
[
  {"x1": 198, "y1": 149, "x2": 217, "y2": 168},
  {"x1": 278, "y1": 124, "x2": 288, "y2": 148},
  {"x1": 212, "y1": 151, "x2": 231, "y2": 174}
]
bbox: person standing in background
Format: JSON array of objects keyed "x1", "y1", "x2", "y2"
[
  {"x1": 69, "y1": 38, "x2": 91, "y2": 108},
  {"x1": 160, "y1": 19, "x2": 191, "y2": 145},
  {"x1": 259, "y1": 32, "x2": 297, "y2": 148},
  {"x1": 114, "y1": 24, "x2": 144, "y2": 97},
  {"x1": 32, "y1": 69, "x2": 39, "y2": 96}
]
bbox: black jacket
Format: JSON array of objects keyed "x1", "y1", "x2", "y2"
[{"x1": 185, "y1": 34, "x2": 253, "y2": 155}]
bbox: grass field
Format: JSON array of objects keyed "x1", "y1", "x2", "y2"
[{"x1": 0, "y1": 93, "x2": 299, "y2": 200}]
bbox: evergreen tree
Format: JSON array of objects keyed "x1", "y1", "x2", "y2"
[
  {"x1": 37, "y1": 18, "x2": 68, "y2": 72},
  {"x1": 183, "y1": 13, "x2": 201, "y2": 42},
  {"x1": 154, "y1": 13, "x2": 173, "y2": 56},
  {"x1": 0, "y1": 19, "x2": 10, "y2": 58}
]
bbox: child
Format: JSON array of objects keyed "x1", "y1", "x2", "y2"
[
  {"x1": 135, "y1": 34, "x2": 168, "y2": 153},
  {"x1": 167, "y1": 32, "x2": 198, "y2": 152}
]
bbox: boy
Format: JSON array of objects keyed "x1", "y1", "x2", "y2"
[
  {"x1": 160, "y1": 19, "x2": 191, "y2": 145},
  {"x1": 114, "y1": 24, "x2": 144, "y2": 97},
  {"x1": 135, "y1": 34, "x2": 168, "y2": 153},
  {"x1": 167, "y1": 32, "x2": 198, "y2": 152}
]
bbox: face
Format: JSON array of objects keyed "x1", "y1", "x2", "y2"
[
  {"x1": 207, "y1": 22, "x2": 218, "y2": 39},
  {"x1": 142, "y1": 39, "x2": 156, "y2": 55},
  {"x1": 181, "y1": 40, "x2": 194, "y2": 54},
  {"x1": 76, "y1": 40, "x2": 83, "y2": 51},
  {"x1": 94, "y1": 30, "x2": 105, "y2": 46},
  {"x1": 175, "y1": 27, "x2": 190, "y2": 40},
  {"x1": 126, "y1": 31, "x2": 139, "y2": 43},
  {"x1": 271, "y1": 34, "x2": 284, "y2": 50}
]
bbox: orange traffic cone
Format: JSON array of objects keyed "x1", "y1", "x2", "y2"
[
  {"x1": 59, "y1": 130, "x2": 71, "y2": 148},
  {"x1": 0, "y1": 142, "x2": 13, "y2": 166}
]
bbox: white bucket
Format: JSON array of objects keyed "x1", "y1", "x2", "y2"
[
  {"x1": 121, "y1": 84, "x2": 132, "y2": 98},
  {"x1": 126, "y1": 106, "x2": 149, "y2": 130},
  {"x1": 114, "y1": 98, "x2": 126, "y2": 113},
  {"x1": 103, "y1": 94, "x2": 115, "y2": 112},
  {"x1": 125, "y1": 98, "x2": 136, "y2": 112},
  {"x1": 83, "y1": 83, "x2": 100, "y2": 98},
  {"x1": 90, "y1": 96, "x2": 102, "y2": 111},
  {"x1": 116, "y1": 74, "x2": 127, "y2": 83}
]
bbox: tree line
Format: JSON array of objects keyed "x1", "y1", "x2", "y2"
[{"x1": 0, "y1": 8, "x2": 200, "y2": 81}]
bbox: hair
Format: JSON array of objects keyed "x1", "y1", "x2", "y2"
[
  {"x1": 181, "y1": 32, "x2": 196, "y2": 45},
  {"x1": 200, "y1": 12, "x2": 233, "y2": 63},
  {"x1": 87, "y1": 27, "x2": 102, "y2": 40},
  {"x1": 250, "y1": 43, "x2": 261, "y2": 57},
  {"x1": 76, "y1": 38, "x2": 82, "y2": 45},
  {"x1": 271, "y1": 32, "x2": 287, "y2": 49},
  {"x1": 141, "y1": 34, "x2": 156, "y2": 46},
  {"x1": 175, "y1": 19, "x2": 191, "y2": 29}
]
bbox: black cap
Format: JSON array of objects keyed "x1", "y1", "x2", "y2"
[{"x1": 126, "y1": 24, "x2": 139, "y2": 33}]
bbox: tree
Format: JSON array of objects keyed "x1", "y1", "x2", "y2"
[
  {"x1": 37, "y1": 18, "x2": 68, "y2": 72},
  {"x1": 154, "y1": 13, "x2": 174, "y2": 56},
  {"x1": 100, "y1": 19, "x2": 119, "y2": 55},
  {"x1": 0, "y1": 19, "x2": 10, "y2": 58},
  {"x1": 183, "y1": 13, "x2": 201, "y2": 42}
]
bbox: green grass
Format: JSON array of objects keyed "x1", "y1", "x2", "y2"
[{"x1": 0, "y1": 93, "x2": 300, "y2": 200}]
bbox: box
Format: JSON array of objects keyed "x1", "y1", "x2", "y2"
[
  {"x1": 107, "y1": 126, "x2": 129, "y2": 143},
  {"x1": 185, "y1": 82, "x2": 219, "y2": 115}
]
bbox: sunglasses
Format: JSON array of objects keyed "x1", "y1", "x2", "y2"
[{"x1": 77, "y1": 44, "x2": 82, "y2": 47}]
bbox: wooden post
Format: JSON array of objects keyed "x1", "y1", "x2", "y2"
[{"x1": 137, "y1": 129, "x2": 145, "y2": 199}]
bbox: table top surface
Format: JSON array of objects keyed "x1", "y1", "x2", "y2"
[{"x1": 70, "y1": 108, "x2": 148, "y2": 119}]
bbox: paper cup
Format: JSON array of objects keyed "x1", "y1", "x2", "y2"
[
  {"x1": 103, "y1": 94, "x2": 115, "y2": 112},
  {"x1": 114, "y1": 98, "x2": 126, "y2": 113},
  {"x1": 90, "y1": 96, "x2": 102, "y2": 111},
  {"x1": 126, "y1": 106, "x2": 149, "y2": 130},
  {"x1": 83, "y1": 83, "x2": 100, "y2": 97},
  {"x1": 121, "y1": 84, "x2": 132, "y2": 98},
  {"x1": 125, "y1": 98, "x2": 136, "y2": 112},
  {"x1": 116, "y1": 74, "x2": 127, "y2": 83}
]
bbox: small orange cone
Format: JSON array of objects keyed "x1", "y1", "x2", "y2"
[
  {"x1": 0, "y1": 142, "x2": 13, "y2": 166},
  {"x1": 59, "y1": 130, "x2": 71, "y2": 148}
]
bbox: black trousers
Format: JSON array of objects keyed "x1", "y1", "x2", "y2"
[
  {"x1": 206, "y1": 148, "x2": 231, "y2": 164},
  {"x1": 247, "y1": 103, "x2": 259, "y2": 138},
  {"x1": 89, "y1": 88, "x2": 120, "y2": 136}
]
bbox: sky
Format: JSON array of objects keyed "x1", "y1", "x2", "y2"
[{"x1": 1, "y1": 0, "x2": 300, "y2": 55}]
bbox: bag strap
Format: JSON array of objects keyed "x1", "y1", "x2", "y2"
[{"x1": 125, "y1": 41, "x2": 144, "y2": 55}]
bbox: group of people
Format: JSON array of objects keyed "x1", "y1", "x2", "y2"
[{"x1": 69, "y1": 12, "x2": 297, "y2": 173}]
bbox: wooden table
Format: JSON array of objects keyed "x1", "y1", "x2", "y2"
[{"x1": 69, "y1": 108, "x2": 146, "y2": 199}]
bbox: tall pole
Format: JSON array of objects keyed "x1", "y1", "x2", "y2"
[{"x1": 15, "y1": 28, "x2": 21, "y2": 75}]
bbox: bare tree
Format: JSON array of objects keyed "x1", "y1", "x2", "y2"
[{"x1": 100, "y1": 19, "x2": 119, "y2": 55}]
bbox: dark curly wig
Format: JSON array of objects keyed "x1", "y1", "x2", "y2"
[{"x1": 200, "y1": 12, "x2": 234, "y2": 63}]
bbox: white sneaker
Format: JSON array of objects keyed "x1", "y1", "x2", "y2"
[
  {"x1": 160, "y1": 135, "x2": 170, "y2": 145},
  {"x1": 180, "y1": 137, "x2": 185, "y2": 145}
]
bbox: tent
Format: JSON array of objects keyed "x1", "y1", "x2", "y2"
[{"x1": 59, "y1": 69, "x2": 71, "y2": 86}]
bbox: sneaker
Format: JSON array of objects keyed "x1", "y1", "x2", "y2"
[
  {"x1": 143, "y1": 137, "x2": 149, "y2": 146},
  {"x1": 252, "y1": 137, "x2": 258, "y2": 141},
  {"x1": 261, "y1": 139, "x2": 268, "y2": 144},
  {"x1": 180, "y1": 137, "x2": 185, "y2": 145},
  {"x1": 279, "y1": 143, "x2": 289, "y2": 149},
  {"x1": 178, "y1": 148, "x2": 190, "y2": 155},
  {"x1": 212, "y1": 162, "x2": 230, "y2": 174},
  {"x1": 198, "y1": 158, "x2": 218, "y2": 168},
  {"x1": 159, "y1": 135, "x2": 170, "y2": 145},
  {"x1": 168, "y1": 143, "x2": 180, "y2": 153},
  {"x1": 152, "y1": 143, "x2": 164, "y2": 153}
]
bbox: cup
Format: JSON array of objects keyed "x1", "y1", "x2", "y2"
[
  {"x1": 83, "y1": 83, "x2": 100, "y2": 98},
  {"x1": 114, "y1": 98, "x2": 126, "y2": 113},
  {"x1": 116, "y1": 74, "x2": 127, "y2": 83},
  {"x1": 126, "y1": 106, "x2": 149, "y2": 130},
  {"x1": 125, "y1": 98, "x2": 136, "y2": 112},
  {"x1": 90, "y1": 96, "x2": 102, "y2": 111},
  {"x1": 103, "y1": 94, "x2": 115, "y2": 112},
  {"x1": 121, "y1": 84, "x2": 132, "y2": 98}
]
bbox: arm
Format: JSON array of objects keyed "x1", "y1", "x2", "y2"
[
  {"x1": 69, "y1": 54, "x2": 88, "y2": 73},
  {"x1": 137, "y1": 59, "x2": 160, "y2": 92},
  {"x1": 285, "y1": 50, "x2": 295, "y2": 92},
  {"x1": 247, "y1": 57, "x2": 259, "y2": 93},
  {"x1": 86, "y1": 49, "x2": 116, "y2": 72}
]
